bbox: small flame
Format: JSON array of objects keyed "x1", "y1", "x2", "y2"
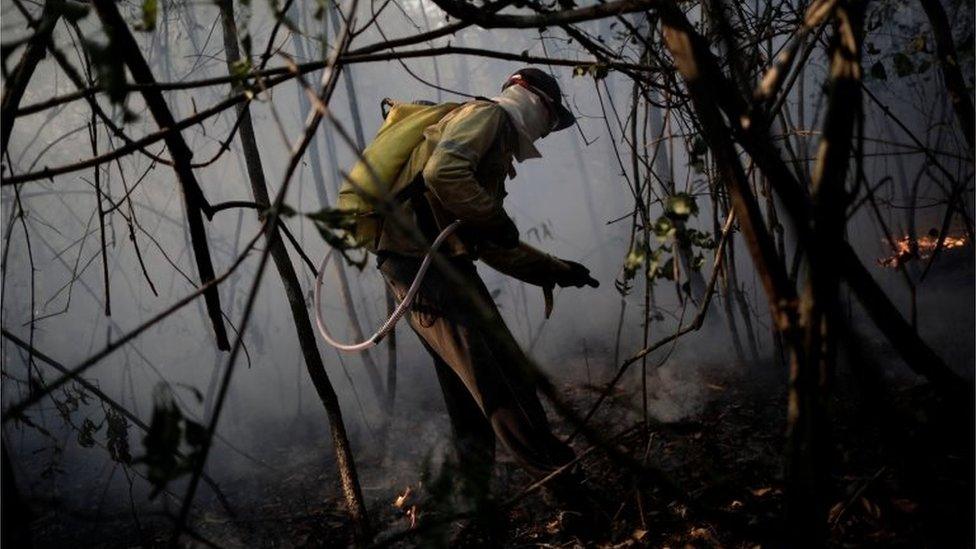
[
  {"x1": 393, "y1": 486, "x2": 412, "y2": 509},
  {"x1": 878, "y1": 232, "x2": 969, "y2": 269},
  {"x1": 393, "y1": 486, "x2": 419, "y2": 529},
  {"x1": 406, "y1": 505, "x2": 418, "y2": 529}
]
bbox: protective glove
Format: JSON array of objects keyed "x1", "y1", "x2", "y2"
[
  {"x1": 480, "y1": 215, "x2": 520, "y2": 249},
  {"x1": 552, "y1": 259, "x2": 599, "y2": 288}
]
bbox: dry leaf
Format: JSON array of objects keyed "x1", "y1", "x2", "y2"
[
  {"x1": 892, "y1": 498, "x2": 919, "y2": 514},
  {"x1": 828, "y1": 501, "x2": 845, "y2": 523},
  {"x1": 860, "y1": 497, "x2": 882, "y2": 519}
]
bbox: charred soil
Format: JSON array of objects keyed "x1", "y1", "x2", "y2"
[{"x1": 27, "y1": 362, "x2": 973, "y2": 548}]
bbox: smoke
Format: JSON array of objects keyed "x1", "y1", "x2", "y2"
[{"x1": 1, "y1": 0, "x2": 972, "y2": 541}]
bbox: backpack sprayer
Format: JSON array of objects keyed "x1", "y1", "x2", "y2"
[
  {"x1": 312, "y1": 99, "x2": 565, "y2": 352},
  {"x1": 312, "y1": 99, "x2": 463, "y2": 353}
]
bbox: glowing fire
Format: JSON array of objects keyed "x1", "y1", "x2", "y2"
[
  {"x1": 878, "y1": 232, "x2": 969, "y2": 268},
  {"x1": 393, "y1": 485, "x2": 419, "y2": 529}
]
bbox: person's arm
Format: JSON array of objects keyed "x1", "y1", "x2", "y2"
[
  {"x1": 480, "y1": 242, "x2": 599, "y2": 289},
  {"x1": 480, "y1": 242, "x2": 563, "y2": 287},
  {"x1": 422, "y1": 102, "x2": 517, "y2": 242}
]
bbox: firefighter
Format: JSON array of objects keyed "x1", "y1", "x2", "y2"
[{"x1": 375, "y1": 68, "x2": 600, "y2": 538}]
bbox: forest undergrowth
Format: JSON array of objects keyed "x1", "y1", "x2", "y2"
[{"x1": 27, "y1": 354, "x2": 972, "y2": 549}]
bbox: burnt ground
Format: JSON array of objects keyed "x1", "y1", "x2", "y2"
[
  {"x1": 22, "y1": 359, "x2": 974, "y2": 548},
  {"x1": 368, "y1": 362, "x2": 973, "y2": 548}
]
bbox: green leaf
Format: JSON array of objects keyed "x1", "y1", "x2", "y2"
[
  {"x1": 105, "y1": 408, "x2": 131, "y2": 464},
  {"x1": 321, "y1": 228, "x2": 366, "y2": 268},
  {"x1": 911, "y1": 34, "x2": 927, "y2": 53},
  {"x1": 83, "y1": 39, "x2": 128, "y2": 105},
  {"x1": 183, "y1": 420, "x2": 207, "y2": 449},
  {"x1": 132, "y1": 384, "x2": 216, "y2": 498},
  {"x1": 665, "y1": 193, "x2": 699, "y2": 221},
  {"x1": 660, "y1": 257, "x2": 675, "y2": 281},
  {"x1": 306, "y1": 207, "x2": 367, "y2": 268},
  {"x1": 653, "y1": 216, "x2": 676, "y2": 240},
  {"x1": 306, "y1": 207, "x2": 357, "y2": 230},
  {"x1": 893, "y1": 52, "x2": 915, "y2": 77},
  {"x1": 687, "y1": 228, "x2": 716, "y2": 249},
  {"x1": 572, "y1": 63, "x2": 608, "y2": 80},
  {"x1": 688, "y1": 137, "x2": 708, "y2": 174},
  {"x1": 870, "y1": 60, "x2": 887, "y2": 80},
  {"x1": 77, "y1": 418, "x2": 99, "y2": 448},
  {"x1": 132, "y1": 0, "x2": 157, "y2": 31},
  {"x1": 623, "y1": 245, "x2": 645, "y2": 280},
  {"x1": 230, "y1": 58, "x2": 253, "y2": 87},
  {"x1": 138, "y1": 385, "x2": 184, "y2": 499},
  {"x1": 588, "y1": 64, "x2": 609, "y2": 80},
  {"x1": 646, "y1": 247, "x2": 664, "y2": 279}
]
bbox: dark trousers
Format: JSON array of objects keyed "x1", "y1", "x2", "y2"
[{"x1": 379, "y1": 254, "x2": 575, "y2": 498}]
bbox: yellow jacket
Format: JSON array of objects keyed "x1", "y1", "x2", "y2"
[{"x1": 376, "y1": 100, "x2": 566, "y2": 287}]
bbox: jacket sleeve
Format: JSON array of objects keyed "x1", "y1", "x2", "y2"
[
  {"x1": 422, "y1": 103, "x2": 511, "y2": 226},
  {"x1": 479, "y1": 241, "x2": 568, "y2": 287}
]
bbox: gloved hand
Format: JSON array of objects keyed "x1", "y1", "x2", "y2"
[
  {"x1": 481, "y1": 215, "x2": 520, "y2": 249},
  {"x1": 552, "y1": 259, "x2": 599, "y2": 288}
]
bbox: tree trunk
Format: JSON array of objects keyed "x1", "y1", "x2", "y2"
[
  {"x1": 329, "y1": 6, "x2": 397, "y2": 415},
  {"x1": 1, "y1": 1, "x2": 60, "y2": 154},
  {"x1": 787, "y1": 4, "x2": 863, "y2": 543},
  {"x1": 290, "y1": 7, "x2": 387, "y2": 404},
  {"x1": 217, "y1": 2, "x2": 369, "y2": 540},
  {"x1": 91, "y1": 0, "x2": 230, "y2": 351},
  {"x1": 920, "y1": 0, "x2": 975, "y2": 151},
  {"x1": 724, "y1": 229, "x2": 763, "y2": 366}
]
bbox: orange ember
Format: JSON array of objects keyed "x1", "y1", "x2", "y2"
[
  {"x1": 878, "y1": 232, "x2": 969, "y2": 268},
  {"x1": 393, "y1": 486, "x2": 419, "y2": 529}
]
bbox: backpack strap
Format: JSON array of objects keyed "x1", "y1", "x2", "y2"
[
  {"x1": 383, "y1": 98, "x2": 507, "y2": 244},
  {"x1": 387, "y1": 98, "x2": 490, "y2": 206}
]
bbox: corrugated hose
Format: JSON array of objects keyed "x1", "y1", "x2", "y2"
[{"x1": 313, "y1": 220, "x2": 462, "y2": 352}]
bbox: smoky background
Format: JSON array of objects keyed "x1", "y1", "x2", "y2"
[{"x1": 1, "y1": 0, "x2": 972, "y2": 536}]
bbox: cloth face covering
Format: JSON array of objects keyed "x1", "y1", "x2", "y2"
[{"x1": 492, "y1": 84, "x2": 551, "y2": 162}]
